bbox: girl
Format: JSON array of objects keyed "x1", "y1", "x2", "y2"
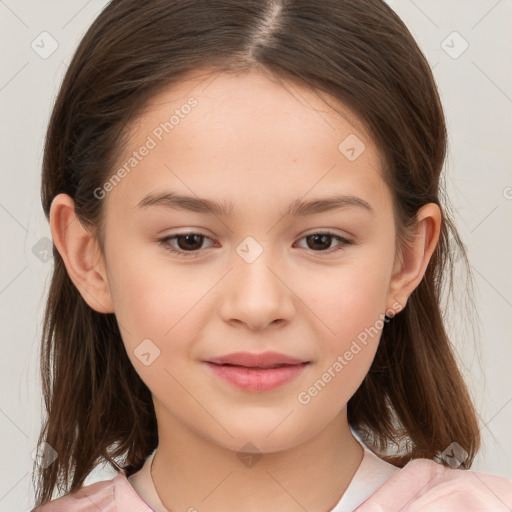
[{"x1": 32, "y1": 0, "x2": 512, "y2": 510}]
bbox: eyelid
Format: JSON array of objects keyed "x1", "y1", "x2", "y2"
[
  {"x1": 157, "y1": 229, "x2": 354, "y2": 258},
  {"x1": 158, "y1": 231, "x2": 216, "y2": 256},
  {"x1": 294, "y1": 231, "x2": 354, "y2": 252}
]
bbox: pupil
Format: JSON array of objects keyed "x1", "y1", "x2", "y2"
[
  {"x1": 179, "y1": 234, "x2": 203, "y2": 250},
  {"x1": 308, "y1": 234, "x2": 331, "y2": 251}
]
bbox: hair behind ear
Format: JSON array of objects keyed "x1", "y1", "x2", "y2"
[
  {"x1": 348, "y1": 211, "x2": 481, "y2": 468},
  {"x1": 32, "y1": 250, "x2": 158, "y2": 505}
]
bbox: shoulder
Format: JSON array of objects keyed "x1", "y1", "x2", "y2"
[
  {"x1": 31, "y1": 471, "x2": 152, "y2": 512},
  {"x1": 359, "y1": 458, "x2": 512, "y2": 511}
]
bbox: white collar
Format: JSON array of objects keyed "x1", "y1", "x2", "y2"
[
  {"x1": 331, "y1": 443, "x2": 400, "y2": 511},
  {"x1": 128, "y1": 440, "x2": 400, "y2": 512}
]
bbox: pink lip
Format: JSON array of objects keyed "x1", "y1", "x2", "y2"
[
  {"x1": 203, "y1": 362, "x2": 309, "y2": 392},
  {"x1": 203, "y1": 351, "x2": 310, "y2": 392}
]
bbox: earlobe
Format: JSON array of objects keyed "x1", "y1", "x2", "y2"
[
  {"x1": 49, "y1": 193, "x2": 114, "y2": 314},
  {"x1": 386, "y1": 203, "x2": 442, "y2": 312}
]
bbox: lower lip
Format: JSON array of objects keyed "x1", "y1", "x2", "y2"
[{"x1": 203, "y1": 362, "x2": 309, "y2": 392}]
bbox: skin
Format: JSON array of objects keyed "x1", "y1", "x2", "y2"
[{"x1": 50, "y1": 68, "x2": 441, "y2": 512}]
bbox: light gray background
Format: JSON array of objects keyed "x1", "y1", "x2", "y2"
[{"x1": 1, "y1": 0, "x2": 511, "y2": 509}]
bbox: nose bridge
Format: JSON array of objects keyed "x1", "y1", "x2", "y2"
[
  {"x1": 220, "y1": 234, "x2": 294, "y2": 329},
  {"x1": 234, "y1": 234, "x2": 283, "y2": 296}
]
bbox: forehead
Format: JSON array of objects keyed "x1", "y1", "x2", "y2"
[
  {"x1": 133, "y1": 67, "x2": 370, "y2": 146},
  {"x1": 107, "y1": 68, "x2": 390, "y2": 216}
]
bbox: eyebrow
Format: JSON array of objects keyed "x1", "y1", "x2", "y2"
[{"x1": 137, "y1": 191, "x2": 374, "y2": 217}]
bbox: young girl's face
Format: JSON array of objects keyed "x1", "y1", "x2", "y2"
[{"x1": 98, "y1": 68, "x2": 404, "y2": 453}]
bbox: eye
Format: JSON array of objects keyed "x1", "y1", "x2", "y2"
[
  {"x1": 294, "y1": 231, "x2": 353, "y2": 254},
  {"x1": 157, "y1": 231, "x2": 353, "y2": 258},
  {"x1": 158, "y1": 233, "x2": 214, "y2": 258}
]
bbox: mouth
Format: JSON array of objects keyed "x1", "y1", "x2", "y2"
[
  {"x1": 211, "y1": 362, "x2": 305, "y2": 369},
  {"x1": 205, "y1": 351, "x2": 309, "y2": 368},
  {"x1": 203, "y1": 359, "x2": 310, "y2": 392}
]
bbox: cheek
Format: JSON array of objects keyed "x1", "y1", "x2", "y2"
[
  {"x1": 309, "y1": 261, "x2": 391, "y2": 341},
  {"x1": 108, "y1": 262, "x2": 206, "y2": 399},
  {"x1": 299, "y1": 260, "x2": 391, "y2": 397},
  {"x1": 108, "y1": 243, "x2": 192, "y2": 329},
  {"x1": 107, "y1": 252, "x2": 218, "y2": 375},
  {"x1": 296, "y1": 278, "x2": 386, "y2": 419}
]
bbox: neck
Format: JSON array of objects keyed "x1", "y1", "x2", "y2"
[{"x1": 151, "y1": 402, "x2": 363, "y2": 512}]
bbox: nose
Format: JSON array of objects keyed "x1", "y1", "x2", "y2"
[{"x1": 219, "y1": 244, "x2": 296, "y2": 331}]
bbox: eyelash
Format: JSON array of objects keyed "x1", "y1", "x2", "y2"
[{"x1": 157, "y1": 231, "x2": 353, "y2": 258}]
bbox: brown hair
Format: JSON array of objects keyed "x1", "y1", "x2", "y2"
[{"x1": 33, "y1": 0, "x2": 481, "y2": 506}]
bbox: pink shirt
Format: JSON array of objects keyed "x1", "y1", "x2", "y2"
[{"x1": 32, "y1": 451, "x2": 512, "y2": 511}]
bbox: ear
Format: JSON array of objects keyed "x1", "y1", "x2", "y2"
[
  {"x1": 49, "y1": 193, "x2": 114, "y2": 314},
  {"x1": 386, "y1": 203, "x2": 442, "y2": 312}
]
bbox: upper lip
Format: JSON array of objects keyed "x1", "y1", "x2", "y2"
[{"x1": 205, "y1": 351, "x2": 308, "y2": 368}]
